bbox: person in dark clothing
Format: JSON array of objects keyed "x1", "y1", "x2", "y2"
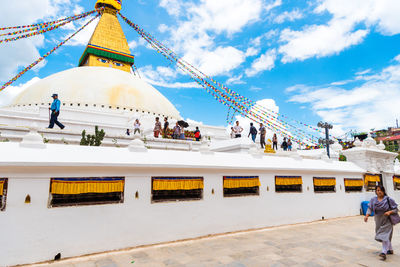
[
  {"x1": 194, "y1": 127, "x2": 201, "y2": 141},
  {"x1": 248, "y1": 122, "x2": 257, "y2": 143},
  {"x1": 272, "y1": 133, "x2": 278, "y2": 150},
  {"x1": 163, "y1": 117, "x2": 169, "y2": 138},
  {"x1": 48, "y1": 94, "x2": 65, "y2": 129},
  {"x1": 282, "y1": 137, "x2": 288, "y2": 151},
  {"x1": 259, "y1": 123, "x2": 266, "y2": 148}
]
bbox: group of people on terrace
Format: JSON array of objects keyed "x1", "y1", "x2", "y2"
[
  {"x1": 127, "y1": 117, "x2": 201, "y2": 141},
  {"x1": 153, "y1": 117, "x2": 201, "y2": 141},
  {"x1": 230, "y1": 120, "x2": 292, "y2": 151}
]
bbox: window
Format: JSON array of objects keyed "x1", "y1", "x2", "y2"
[
  {"x1": 223, "y1": 176, "x2": 260, "y2": 197},
  {"x1": 275, "y1": 176, "x2": 302, "y2": 192},
  {"x1": 98, "y1": 58, "x2": 109, "y2": 64},
  {"x1": 344, "y1": 178, "x2": 363, "y2": 192},
  {"x1": 364, "y1": 174, "x2": 380, "y2": 191},
  {"x1": 394, "y1": 176, "x2": 400, "y2": 190},
  {"x1": 151, "y1": 177, "x2": 203, "y2": 203},
  {"x1": 49, "y1": 177, "x2": 124, "y2": 207},
  {"x1": 313, "y1": 177, "x2": 336, "y2": 193},
  {"x1": 0, "y1": 178, "x2": 8, "y2": 211}
]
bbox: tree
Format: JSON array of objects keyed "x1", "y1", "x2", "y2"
[{"x1": 80, "y1": 126, "x2": 105, "y2": 146}]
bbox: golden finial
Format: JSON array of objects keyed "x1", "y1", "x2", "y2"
[{"x1": 95, "y1": 0, "x2": 122, "y2": 11}]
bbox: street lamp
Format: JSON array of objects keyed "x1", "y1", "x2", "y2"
[{"x1": 318, "y1": 121, "x2": 333, "y2": 158}]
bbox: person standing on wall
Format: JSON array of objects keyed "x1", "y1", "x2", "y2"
[
  {"x1": 272, "y1": 133, "x2": 278, "y2": 150},
  {"x1": 287, "y1": 139, "x2": 292, "y2": 151},
  {"x1": 153, "y1": 117, "x2": 161, "y2": 138},
  {"x1": 233, "y1": 121, "x2": 243, "y2": 138},
  {"x1": 133, "y1": 119, "x2": 141, "y2": 135},
  {"x1": 163, "y1": 117, "x2": 169, "y2": 138},
  {"x1": 173, "y1": 122, "x2": 181, "y2": 139},
  {"x1": 259, "y1": 123, "x2": 266, "y2": 148},
  {"x1": 282, "y1": 137, "x2": 288, "y2": 151},
  {"x1": 248, "y1": 122, "x2": 257, "y2": 143},
  {"x1": 364, "y1": 185, "x2": 400, "y2": 261},
  {"x1": 194, "y1": 127, "x2": 201, "y2": 141},
  {"x1": 48, "y1": 94, "x2": 65, "y2": 129}
]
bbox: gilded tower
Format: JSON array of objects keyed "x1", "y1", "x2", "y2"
[{"x1": 78, "y1": 0, "x2": 134, "y2": 72}]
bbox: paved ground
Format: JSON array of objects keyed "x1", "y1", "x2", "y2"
[{"x1": 27, "y1": 216, "x2": 400, "y2": 267}]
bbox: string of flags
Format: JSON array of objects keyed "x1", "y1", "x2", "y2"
[
  {"x1": 0, "y1": 12, "x2": 100, "y2": 92},
  {"x1": 119, "y1": 12, "x2": 324, "y2": 146},
  {"x1": 0, "y1": 10, "x2": 97, "y2": 44}
]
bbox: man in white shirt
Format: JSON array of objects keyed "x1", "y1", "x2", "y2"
[{"x1": 233, "y1": 121, "x2": 243, "y2": 138}]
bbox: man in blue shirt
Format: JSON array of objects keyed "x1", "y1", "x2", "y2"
[{"x1": 48, "y1": 94, "x2": 65, "y2": 129}]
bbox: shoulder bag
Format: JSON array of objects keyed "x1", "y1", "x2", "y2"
[{"x1": 387, "y1": 197, "x2": 400, "y2": 225}]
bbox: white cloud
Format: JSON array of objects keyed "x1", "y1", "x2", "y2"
[
  {"x1": 159, "y1": 0, "x2": 275, "y2": 76},
  {"x1": 286, "y1": 55, "x2": 400, "y2": 134},
  {"x1": 196, "y1": 46, "x2": 246, "y2": 76},
  {"x1": 0, "y1": 77, "x2": 41, "y2": 107},
  {"x1": 274, "y1": 9, "x2": 303, "y2": 24},
  {"x1": 279, "y1": 0, "x2": 400, "y2": 63},
  {"x1": 245, "y1": 49, "x2": 276, "y2": 77},
  {"x1": 226, "y1": 74, "x2": 246, "y2": 85},
  {"x1": 159, "y1": 0, "x2": 184, "y2": 17},
  {"x1": 264, "y1": 0, "x2": 282, "y2": 12},
  {"x1": 279, "y1": 21, "x2": 368, "y2": 63},
  {"x1": 139, "y1": 65, "x2": 199, "y2": 89}
]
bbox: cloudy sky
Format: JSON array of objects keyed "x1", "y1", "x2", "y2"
[{"x1": 1, "y1": 0, "x2": 400, "y2": 137}]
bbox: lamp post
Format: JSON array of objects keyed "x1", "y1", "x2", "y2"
[{"x1": 318, "y1": 121, "x2": 333, "y2": 158}]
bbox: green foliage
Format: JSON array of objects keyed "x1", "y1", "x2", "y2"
[
  {"x1": 80, "y1": 126, "x2": 105, "y2": 146},
  {"x1": 339, "y1": 154, "x2": 347, "y2": 161}
]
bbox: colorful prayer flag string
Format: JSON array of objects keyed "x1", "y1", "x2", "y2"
[
  {"x1": 0, "y1": 13, "x2": 100, "y2": 92},
  {"x1": 118, "y1": 12, "x2": 326, "y2": 146},
  {"x1": 0, "y1": 10, "x2": 97, "y2": 44}
]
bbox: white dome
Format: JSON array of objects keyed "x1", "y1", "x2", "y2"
[{"x1": 11, "y1": 67, "x2": 181, "y2": 119}]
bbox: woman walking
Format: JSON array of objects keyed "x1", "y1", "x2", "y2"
[{"x1": 364, "y1": 185, "x2": 398, "y2": 260}]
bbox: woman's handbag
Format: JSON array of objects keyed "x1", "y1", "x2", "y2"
[{"x1": 387, "y1": 198, "x2": 400, "y2": 225}]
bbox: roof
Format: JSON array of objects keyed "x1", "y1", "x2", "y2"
[
  {"x1": 377, "y1": 135, "x2": 400, "y2": 141},
  {"x1": 0, "y1": 142, "x2": 365, "y2": 174}
]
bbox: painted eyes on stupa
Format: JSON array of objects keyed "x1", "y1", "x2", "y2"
[
  {"x1": 114, "y1": 62, "x2": 124, "y2": 67},
  {"x1": 98, "y1": 58, "x2": 109, "y2": 64}
]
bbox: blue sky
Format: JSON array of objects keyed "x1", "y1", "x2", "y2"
[{"x1": 1, "y1": 0, "x2": 400, "y2": 138}]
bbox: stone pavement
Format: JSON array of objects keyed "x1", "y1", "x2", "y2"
[{"x1": 27, "y1": 216, "x2": 400, "y2": 267}]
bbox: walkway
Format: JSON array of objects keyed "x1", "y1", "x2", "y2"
[{"x1": 27, "y1": 216, "x2": 400, "y2": 267}]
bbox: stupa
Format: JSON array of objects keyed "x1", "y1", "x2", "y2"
[{"x1": 0, "y1": 0, "x2": 228, "y2": 145}]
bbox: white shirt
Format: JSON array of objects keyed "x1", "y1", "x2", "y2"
[{"x1": 233, "y1": 125, "x2": 243, "y2": 134}]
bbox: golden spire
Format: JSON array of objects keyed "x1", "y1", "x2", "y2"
[{"x1": 79, "y1": 0, "x2": 133, "y2": 72}]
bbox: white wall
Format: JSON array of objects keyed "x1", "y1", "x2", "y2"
[{"x1": 1, "y1": 167, "x2": 396, "y2": 266}]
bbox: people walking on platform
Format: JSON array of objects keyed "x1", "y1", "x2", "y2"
[
  {"x1": 272, "y1": 133, "x2": 278, "y2": 150},
  {"x1": 173, "y1": 122, "x2": 181, "y2": 139},
  {"x1": 248, "y1": 122, "x2": 257, "y2": 142},
  {"x1": 163, "y1": 117, "x2": 169, "y2": 138},
  {"x1": 48, "y1": 94, "x2": 65, "y2": 129},
  {"x1": 364, "y1": 185, "x2": 399, "y2": 261},
  {"x1": 259, "y1": 123, "x2": 266, "y2": 148},
  {"x1": 153, "y1": 117, "x2": 161, "y2": 138},
  {"x1": 288, "y1": 139, "x2": 292, "y2": 151},
  {"x1": 233, "y1": 121, "x2": 243, "y2": 138},
  {"x1": 230, "y1": 127, "x2": 235, "y2": 138},
  {"x1": 133, "y1": 119, "x2": 141, "y2": 134},
  {"x1": 194, "y1": 127, "x2": 201, "y2": 141},
  {"x1": 282, "y1": 137, "x2": 288, "y2": 151}
]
